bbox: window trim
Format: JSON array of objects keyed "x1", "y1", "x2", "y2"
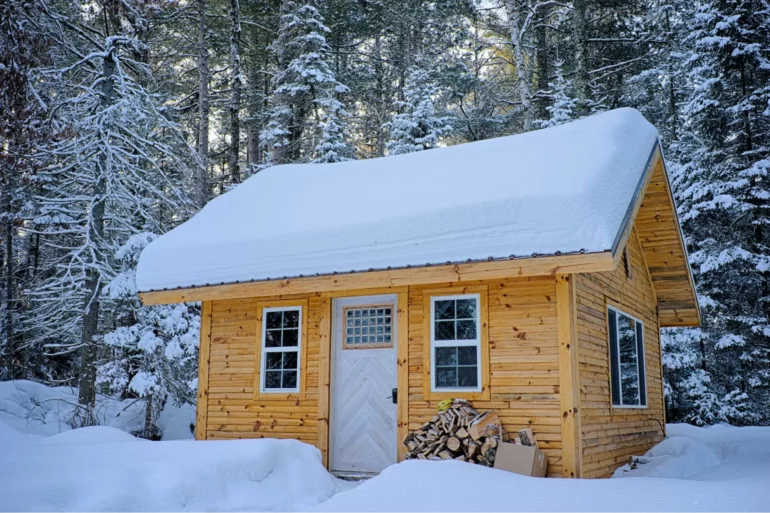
[
  {"x1": 422, "y1": 286, "x2": 489, "y2": 400},
  {"x1": 429, "y1": 293, "x2": 483, "y2": 393},
  {"x1": 254, "y1": 299, "x2": 308, "y2": 400},
  {"x1": 607, "y1": 304, "x2": 648, "y2": 409}
]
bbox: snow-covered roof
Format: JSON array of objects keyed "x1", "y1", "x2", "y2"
[{"x1": 136, "y1": 108, "x2": 659, "y2": 293}]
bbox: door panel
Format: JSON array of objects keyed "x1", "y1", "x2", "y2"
[{"x1": 331, "y1": 295, "x2": 398, "y2": 474}]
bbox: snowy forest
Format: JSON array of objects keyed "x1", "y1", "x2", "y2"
[{"x1": 0, "y1": 0, "x2": 768, "y2": 438}]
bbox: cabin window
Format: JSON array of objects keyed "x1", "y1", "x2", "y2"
[
  {"x1": 260, "y1": 306, "x2": 302, "y2": 392},
  {"x1": 430, "y1": 294, "x2": 482, "y2": 392},
  {"x1": 608, "y1": 306, "x2": 647, "y2": 407}
]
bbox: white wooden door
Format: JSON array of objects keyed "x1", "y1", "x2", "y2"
[{"x1": 331, "y1": 295, "x2": 398, "y2": 474}]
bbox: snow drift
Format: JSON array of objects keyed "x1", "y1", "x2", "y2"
[
  {"x1": 0, "y1": 380, "x2": 194, "y2": 440},
  {"x1": 312, "y1": 424, "x2": 770, "y2": 512},
  {"x1": 0, "y1": 422, "x2": 344, "y2": 512},
  {"x1": 137, "y1": 108, "x2": 659, "y2": 292}
]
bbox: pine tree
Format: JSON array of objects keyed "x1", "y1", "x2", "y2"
[
  {"x1": 100, "y1": 234, "x2": 199, "y2": 439},
  {"x1": 28, "y1": 31, "x2": 196, "y2": 425},
  {"x1": 536, "y1": 61, "x2": 577, "y2": 128},
  {"x1": 261, "y1": 2, "x2": 349, "y2": 164},
  {"x1": 385, "y1": 66, "x2": 452, "y2": 155},
  {"x1": 662, "y1": 0, "x2": 770, "y2": 425},
  {"x1": 312, "y1": 96, "x2": 351, "y2": 163},
  {"x1": 0, "y1": 0, "x2": 50, "y2": 380}
]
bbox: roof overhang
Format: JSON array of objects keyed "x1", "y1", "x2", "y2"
[
  {"x1": 139, "y1": 250, "x2": 615, "y2": 305},
  {"x1": 613, "y1": 144, "x2": 701, "y2": 327}
]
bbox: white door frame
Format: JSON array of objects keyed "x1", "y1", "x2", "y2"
[{"x1": 329, "y1": 294, "x2": 398, "y2": 474}]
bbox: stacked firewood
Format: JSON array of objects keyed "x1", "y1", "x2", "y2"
[{"x1": 403, "y1": 399, "x2": 506, "y2": 466}]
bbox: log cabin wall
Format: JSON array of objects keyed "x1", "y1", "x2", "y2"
[
  {"x1": 406, "y1": 277, "x2": 564, "y2": 477},
  {"x1": 199, "y1": 292, "x2": 326, "y2": 446},
  {"x1": 196, "y1": 277, "x2": 566, "y2": 477},
  {"x1": 575, "y1": 226, "x2": 666, "y2": 478}
]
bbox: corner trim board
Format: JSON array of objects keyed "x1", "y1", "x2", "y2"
[
  {"x1": 195, "y1": 300, "x2": 213, "y2": 440},
  {"x1": 556, "y1": 275, "x2": 582, "y2": 478}
]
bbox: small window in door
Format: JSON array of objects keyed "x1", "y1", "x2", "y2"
[{"x1": 343, "y1": 305, "x2": 393, "y2": 349}]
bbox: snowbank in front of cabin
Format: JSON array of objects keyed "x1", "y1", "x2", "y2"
[
  {"x1": 0, "y1": 421, "x2": 349, "y2": 512},
  {"x1": 0, "y1": 380, "x2": 194, "y2": 440},
  {"x1": 137, "y1": 108, "x2": 659, "y2": 293},
  {"x1": 312, "y1": 424, "x2": 770, "y2": 512}
]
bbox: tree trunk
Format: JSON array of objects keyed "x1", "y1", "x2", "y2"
[
  {"x1": 504, "y1": 0, "x2": 533, "y2": 131},
  {"x1": 534, "y1": 4, "x2": 551, "y2": 121},
  {"x1": 228, "y1": 0, "x2": 242, "y2": 184},
  {"x1": 247, "y1": 131, "x2": 260, "y2": 167},
  {"x1": 197, "y1": 0, "x2": 209, "y2": 208},
  {"x1": 2, "y1": 186, "x2": 17, "y2": 379},
  {"x1": 77, "y1": 46, "x2": 115, "y2": 424},
  {"x1": 572, "y1": 0, "x2": 590, "y2": 114},
  {"x1": 373, "y1": 35, "x2": 386, "y2": 157}
]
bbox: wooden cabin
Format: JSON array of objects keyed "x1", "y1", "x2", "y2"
[{"x1": 137, "y1": 108, "x2": 699, "y2": 478}]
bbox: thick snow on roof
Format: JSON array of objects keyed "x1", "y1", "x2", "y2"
[{"x1": 137, "y1": 108, "x2": 659, "y2": 292}]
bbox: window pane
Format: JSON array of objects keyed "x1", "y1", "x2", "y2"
[
  {"x1": 265, "y1": 330, "x2": 282, "y2": 348},
  {"x1": 435, "y1": 300, "x2": 455, "y2": 320},
  {"x1": 458, "y1": 366, "x2": 478, "y2": 388},
  {"x1": 435, "y1": 347, "x2": 457, "y2": 366},
  {"x1": 458, "y1": 346, "x2": 477, "y2": 365},
  {"x1": 283, "y1": 352, "x2": 298, "y2": 370},
  {"x1": 436, "y1": 367, "x2": 458, "y2": 388},
  {"x1": 282, "y1": 370, "x2": 297, "y2": 389},
  {"x1": 283, "y1": 310, "x2": 299, "y2": 328},
  {"x1": 435, "y1": 320, "x2": 455, "y2": 341},
  {"x1": 266, "y1": 311, "x2": 282, "y2": 329},
  {"x1": 456, "y1": 320, "x2": 477, "y2": 340},
  {"x1": 283, "y1": 328, "x2": 299, "y2": 347},
  {"x1": 456, "y1": 299, "x2": 476, "y2": 319},
  {"x1": 264, "y1": 371, "x2": 281, "y2": 389},
  {"x1": 618, "y1": 313, "x2": 640, "y2": 405},
  {"x1": 266, "y1": 352, "x2": 283, "y2": 370}
]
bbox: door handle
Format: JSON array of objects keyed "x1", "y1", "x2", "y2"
[{"x1": 387, "y1": 387, "x2": 398, "y2": 404}]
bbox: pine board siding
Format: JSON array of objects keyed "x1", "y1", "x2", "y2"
[
  {"x1": 575, "y1": 227, "x2": 666, "y2": 478},
  {"x1": 203, "y1": 293, "x2": 324, "y2": 445},
  {"x1": 407, "y1": 277, "x2": 564, "y2": 478},
  {"x1": 634, "y1": 158, "x2": 699, "y2": 327}
]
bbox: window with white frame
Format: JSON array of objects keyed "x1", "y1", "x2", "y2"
[
  {"x1": 608, "y1": 306, "x2": 647, "y2": 407},
  {"x1": 431, "y1": 294, "x2": 481, "y2": 391},
  {"x1": 260, "y1": 306, "x2": 301, "y2": 392}
]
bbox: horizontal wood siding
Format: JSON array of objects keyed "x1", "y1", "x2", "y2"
[
  {"x1": 204, "y1": 293, "x2": 322, "y2": 444},
  {"x1": 576, "y1": 228, "x2": 666, "y2": 478},
  {"x1": 407, "y1": 277, "x2": 563, "y2": 477},
  {"x1": 200, "y1": 278, "x2": 564, "y2": 477}
]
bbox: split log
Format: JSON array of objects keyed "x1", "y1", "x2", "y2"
[{"x1": 403, "y1": 400, "x2": 508, "y2": 467}]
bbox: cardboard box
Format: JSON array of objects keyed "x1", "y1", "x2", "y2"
[{"x1": 493, "y1": 442, "x2": 548, "y2": 477}]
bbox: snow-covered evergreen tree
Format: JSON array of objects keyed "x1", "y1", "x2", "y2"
[
  {"x1": 261, "y1": 2, "x2": 350, "y2": 164},
  {"x1": 535, "y1": 61, "x2": 577, "y2": 128},
  {"x1": 100, "y1": 234, "x2": 199, "y2": 439},
  {"x1": 385, "y1": 66, "x2": 452, "y2": 155},
  {"x1": 662, "y1": 0, "x2": 770, "y2": 425},
  {"x1": 28, "y1": 32, "x2": 196, "y2": 426},
  {"x1": 312, "y1": 96, "x2": 351, "y2": 163}
]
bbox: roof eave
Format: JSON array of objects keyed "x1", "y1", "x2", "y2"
[{"x1": 139, "y1": 250, "x2": 615, "y2": 306}]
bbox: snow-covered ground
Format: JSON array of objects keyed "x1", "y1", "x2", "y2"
[
  {"x1": 0, "y1": 380, "x2": 194, "y2": 440},
  {"x1": 314, "y1": 423, "x2": 770, "y2": 512},
  {"x1": 1, "y1": 381, "x2": 768, "y2": 512},
  {"x1": 0, "y1": 422, "x2": 351, "y2": 511}
]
